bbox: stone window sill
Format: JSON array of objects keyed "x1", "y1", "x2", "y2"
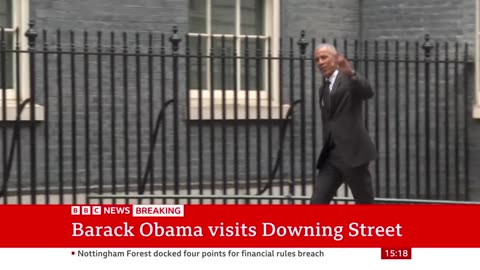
[
  {"x1": 187, "y1": 100, "x2": 291, "y2": 121},
  {"x1": 473, "y1": 105, "x2": 480, "y2": 119},
  {"x1": 0, "y1": 103, "x2": 45, "y2": 121}
]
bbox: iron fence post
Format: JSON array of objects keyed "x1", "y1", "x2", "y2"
[
  {"x1": 25, "y1": 21, "x2": 38, "y2": 203},
  {"x1": 297, "y1": 30, "x2": 308, "y2": 203},
  {"x1": 170, "y1": 26, "x2": 181, "y2": 204},
  {"x1": 422, "y1": 34, "x2": 433, "y2": 199}
]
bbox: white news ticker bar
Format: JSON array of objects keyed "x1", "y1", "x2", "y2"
[
  {"x1": 1, "y1": 248, "x2": 479, "y2": 270},
  {"x1": 132, "y1": 205, "x2": 184, "y2": 217}
]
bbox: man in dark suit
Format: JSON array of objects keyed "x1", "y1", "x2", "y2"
[{"x1": 311, "y1": 43, "x2": 377, "y2": 204}]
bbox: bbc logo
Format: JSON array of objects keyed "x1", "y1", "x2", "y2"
[{"x1": 71, "y1": 206, "x2": 102, "y2": 215}]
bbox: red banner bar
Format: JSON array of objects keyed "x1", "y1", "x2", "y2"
[{"x1": 0, "y1": 205, "x2": 478, "y2": 248}]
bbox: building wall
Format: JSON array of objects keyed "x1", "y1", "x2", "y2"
[
  {"x1": 283, "y1": 0, "x2": 477, "y2": 200},
  {"x1": 362, "y1": 0, "x2": 474, "y2": 42},
  {"x1": 361, "y1": 0, "x2": 479, "y2": 200},
  {"x1": 31, "y1": 0, "x2": 188, "y2": 33},
  {"x1": 283, "y1": 0, "x2": 361, "y2": 40}
]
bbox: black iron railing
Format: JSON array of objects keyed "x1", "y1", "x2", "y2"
[{"x1": 0, "y1": 22, "x2": 473, "y2": 204}]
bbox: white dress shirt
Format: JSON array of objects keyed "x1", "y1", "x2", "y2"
[{"x1": 326, "y1": 69, "x2": 339, "y2": 92}]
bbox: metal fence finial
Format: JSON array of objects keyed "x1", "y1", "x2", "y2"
[
  {"x1": 169, "y1": 25, "x2": 182, "y2": 53},
  {"x1": 25, "y1": 20, "x2": 38, "y2": 48},
  {"x1": 297, "y1": 30, "x2": 308, "y2": 56},
  {"x1": 422, "y1": 34, "x2": 433, "y2": 59}
]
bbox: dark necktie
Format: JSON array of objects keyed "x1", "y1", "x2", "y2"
[{"x1": 323, "y1": 79, "x2": 331, "y2": 110}]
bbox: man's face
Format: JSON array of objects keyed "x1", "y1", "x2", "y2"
[{"x1": 314, "y1": 47, "x2": 337, "y2": 77}]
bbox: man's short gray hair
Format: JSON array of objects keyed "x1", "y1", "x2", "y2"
[{"x1": 315, "y1": 43, "x2": 337, "y2": 54}]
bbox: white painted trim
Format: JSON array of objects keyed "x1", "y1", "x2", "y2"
[
  {"x1": 187, "y1": 33, "x2": 269, "y2": 39},
  {"x1": 474, "y1": 105, "x2": 480, "y2": 118},
  {"x1": 188, "y1": 0, "x2": 281, "y2": 117},
  {"x1": 188, "y1": 101, "x2": 290, "y2": 120},
  {"x1": 0, "y1": 0, "x2": 43, "y2": 121},
  {"x1": 19, "y1": 0, "x2": 30, "y2": 102},
  {"x1": 1, "y1": 0, "x2": 29, "y2": 101},
  {"x1": 235, "y1": 0, "x2": 240, "y2": 36},
  {"x1": 190, "y1": 89, "x2": 267, "y2": 99}
]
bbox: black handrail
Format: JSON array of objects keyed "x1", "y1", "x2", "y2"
[
  {"x1": 138, "y1": 99, "x2": 175, "y2": 195},
  {"x1": 1, "y1": 98, "x2": 32, "y2": 196},
  {"x1": 256, "y1": 99, "x2": 302, "y2": 196}
]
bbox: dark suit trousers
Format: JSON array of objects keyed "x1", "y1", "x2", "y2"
[{"x1": 311, "y1": 155, "x2": 374, "y2": 204}]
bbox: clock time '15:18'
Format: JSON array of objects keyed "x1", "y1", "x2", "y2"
[{"x1": 381, "y1": 248, "x2": 412, "y2": 259}]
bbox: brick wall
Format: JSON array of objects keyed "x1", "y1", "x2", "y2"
[{"x1": 360, "y1": 0, "x2": 479, "y2": 200}]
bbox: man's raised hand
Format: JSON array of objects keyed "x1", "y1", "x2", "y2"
[{"x1": 336, "y1": 53, "x2": 354, "y2": 77}]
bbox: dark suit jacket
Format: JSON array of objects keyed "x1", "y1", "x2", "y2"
[{"x1": 316, "y1": 71, "x2": 377, "y2": 169}]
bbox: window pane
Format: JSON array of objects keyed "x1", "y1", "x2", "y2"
[
  {"x1": 240, "y1": 38, "x2": 266, "y2": 91},
  {"x1": 0, "y1": 32, "x2": 13, "y2": 89},
  {"x1": 211, "y1": 0, "x2": 235, "y2": 34},
  {"x1": 189, "y1": 36, "x2": 208, "y2": 90},
  {"x1": 188, "y1": 0, "x2": 206, "y2": 33},
  {"x1": 241, "y1": 0, "x2": 264, "y2": 35},
  {"x1": 211, "y1": 37, "x2": 235, "y2": 90},
  {"x1": 0, "y1": 0, "x2": 12, "y2": 28}
]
